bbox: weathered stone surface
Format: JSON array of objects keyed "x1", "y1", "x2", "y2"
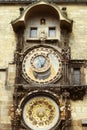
[
  {"x1": 67, "y1": 6, "x2": 87, "y2": 59},
  {"x1": 0, "y1": 71, "x2": 14, "y2": 130},
  {"x1": 71, "y1": 95, "x2": 87, "y2": 120},
  {"x1": 0, "y1": 5, "x2": 20, "y2": 69},
  {"x1": 0, "y1": 4, "x2": 87, "y2": 130}
]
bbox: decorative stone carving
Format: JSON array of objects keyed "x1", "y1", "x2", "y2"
[
  {"x1": 39, "y1": 30, "x2": 47, "y2": 41},
  {"x1": 9, "y1": 105, "x2": 15, "y2": 120},
  {"x1": 62, "y1": 47, "x2": 70, "y2": 62}
]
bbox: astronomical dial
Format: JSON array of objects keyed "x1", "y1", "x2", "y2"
[
  {"x1": 22, "y1": 46, "x2": 62, "y2": 84},
  {"x1": 33, "y1": 55, "x2": 47, "y2": 69},
  {"x1": 30, "y1": 53, "x2": 50, "y2": 73},
  {"x1": 22, "y1": 96, "x2": 60, "y2": 130}
]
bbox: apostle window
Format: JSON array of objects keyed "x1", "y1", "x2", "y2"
[
  {"x1": 30, "y1": 27, "x2": 37, "y2": 38},
  {"x1": 49, "y1": 27, "x2": 56, "y2": 37}
]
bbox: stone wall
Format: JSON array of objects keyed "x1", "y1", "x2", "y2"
[
  {"x1": 0, "y1": 4, "x2": 87, "y2": 130},
  {"x1": 0, "y1": 5, "x2": 20, "y2": 129},
  {"x1": 67, "y1": 5, "x2": 87, "y2": 59},
  {"x1": 0, "y1": 5, "x2": 20, "y2": 69}
]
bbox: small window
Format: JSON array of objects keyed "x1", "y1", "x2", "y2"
[
  {"x1": 30, "y1": 27, "x2": 37, "y2": 38},
  {"x1": 73, "y1": 68, "x2": 80, "y2": 85},
  {"x1": 49, "y1": 27, "x2": 56, "y2": 37}
]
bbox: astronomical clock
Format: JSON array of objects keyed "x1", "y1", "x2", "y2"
[
  {"x1": 22, "y1": 45, "x2": 62, "y2": 85},
  {"x1": 10, "y1": 1, "x2": 73, "y2": 130}
]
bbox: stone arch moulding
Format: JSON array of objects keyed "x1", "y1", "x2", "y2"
[{"x1": 11, "y1": 0, "x2": 73, "y2": 33}]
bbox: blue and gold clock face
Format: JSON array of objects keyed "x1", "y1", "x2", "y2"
[
  {"x1": 30, "y1": 54, "x2": 50, "y2": 73},
  {"x1": 22, "y1": 46, "x2": 62, "y2": 84},
  {"x1": 33, "y1": 55, "x2": 48, "y2": 69}
]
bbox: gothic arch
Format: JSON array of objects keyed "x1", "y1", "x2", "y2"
[{"x1": 11, "y1": 1, "x2": 73, "y2": 32}]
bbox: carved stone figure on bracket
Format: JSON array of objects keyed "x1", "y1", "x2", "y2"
[
  {"x1": 62, "y1": 47, "x2": 70, "y2": 62},
  {"x1": 15, "y1": 107, "x2": 22, "y2": 117},
  {"x1": 39, "y1": 30, "x2": 47, "y2": 41},
  {"x1": 9, "y1": 105, "x2": 15, "y2": 120},
  {"x1": 40, "y1": 18, "x2": 46, "y2": 25},
  {"x1": 14, "y1": 51, "x2": 24, "y2": 63},
  {"x1": 61, "y1": 7, "x2": 67, "y2": 18}
]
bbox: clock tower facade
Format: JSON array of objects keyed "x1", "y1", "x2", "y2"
[
  {"x1": 0, "y1": 0, "x2": 87, "y2": 130},
  {"x1": 11, "y1": 1, "x2": 73, "y2": 130}
]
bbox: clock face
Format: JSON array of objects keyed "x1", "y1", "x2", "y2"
[
  {"x1": 22, "y1": 96, "x2": 60, "y2": 130},
  {"x1": 22, "y1": 46, "x2": 62, "y2": 84},
  {"x1": 30, "y1": 53, "x2": 50, "y2": 73},
  {"x1": 33, "y1": 55, "x2": 47, "y2": 69}
]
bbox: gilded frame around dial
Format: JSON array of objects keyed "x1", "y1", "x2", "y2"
[
  {"x1": 19, "y1": 90, "x2": 60, "y2": 130},
  {"x1": 22, "y1": 45, "x2": 62, "y2": 85},
  {"x1": 30, "y1": 53, "x2": 51, "y2": 73}
]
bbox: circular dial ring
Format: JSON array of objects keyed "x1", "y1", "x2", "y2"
[
  {"x1": 30, "y1": 53, "x2": 50, "y2": 73},
  {"x1": 19, "y1": 90, "x2": 60, "y2": 130},
  {"x1": 22, "y1": 45, "x2": 62, "y2": 85}
]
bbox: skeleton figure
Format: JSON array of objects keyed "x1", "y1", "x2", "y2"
[{"x1": 62, "y1": 47, "x2": 70, "y2": 62}]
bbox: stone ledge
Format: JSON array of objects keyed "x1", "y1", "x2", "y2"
[{"x1": 0, "y1": 0, "x2": 87, "y2": 4}]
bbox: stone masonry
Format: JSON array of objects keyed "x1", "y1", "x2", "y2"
[{"x1": 0, "y1": 4, "x2": 87, "y2": 130}]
